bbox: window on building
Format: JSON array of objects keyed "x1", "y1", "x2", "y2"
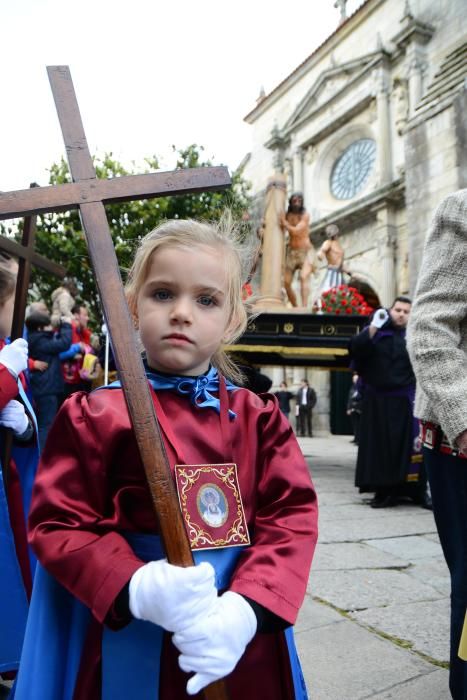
[{"x1": 330, "y1": 138, "x2": 376, "y2": 200}]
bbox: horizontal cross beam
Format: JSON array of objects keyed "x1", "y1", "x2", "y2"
[
  {"x1": 0, "y1": 233, "x2": 66, "y2": 277},
  {"x1": 0, "y1": 166, "x2": 230, "y2": 220}
]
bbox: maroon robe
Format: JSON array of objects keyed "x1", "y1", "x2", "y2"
[
  {"x1": 0, "y1": 362, "x2": 32, "y2": 598},
  {"x1": 28, "y1": 384, "x2": 318, "y2": 699}
]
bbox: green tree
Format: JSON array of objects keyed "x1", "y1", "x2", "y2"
[{"x1": 5, "y1": 145, "x2": 251, "y2": 323}]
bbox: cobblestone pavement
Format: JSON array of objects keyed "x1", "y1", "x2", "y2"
[{"x1": 295, "y1": 435, "x2": 450, "y2": 700}]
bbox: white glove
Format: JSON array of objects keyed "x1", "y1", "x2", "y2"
[
  {"x1": 0, "y1": 400, "x2": 29, "y2": 435},
  {"x1": 173, "y1": 590, "x2": 257, "y2": 696},
  {"x1": 370, "y1": 308, "x2": 389, "y2": 329},
  {"x1": 0, "y1": 339, "x2": 28, "y2": 377},
  {"x1": 129, "y1": 560, "x2": 217, "y2": 633}
]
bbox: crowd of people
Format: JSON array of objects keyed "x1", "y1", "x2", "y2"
[{"x1": 24, "y1": 284, "x2": 108, "y2": 449}]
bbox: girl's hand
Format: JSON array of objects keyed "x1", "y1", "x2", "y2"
[
  {"x1": 173, "y1": 591, "x2": 257, "y2": 695},
  {"x1": 129, "y1": 560, "x2": 217, "y2": 633}
]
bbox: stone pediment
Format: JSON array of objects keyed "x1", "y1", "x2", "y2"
[{"x1": 284, "y1": 52, "x2": 379, "y2": 134}]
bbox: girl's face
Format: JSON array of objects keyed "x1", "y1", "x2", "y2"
[
  {"x1": 0, "y1": 291, "x2": 15, "y2": 339},
  {"x1": 135, "y1": 245, "x2": 231, "y2": 376}
]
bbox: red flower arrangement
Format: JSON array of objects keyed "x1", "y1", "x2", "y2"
[{"x1": 313, "y1": 284, "x2": 374, "y2": 316}]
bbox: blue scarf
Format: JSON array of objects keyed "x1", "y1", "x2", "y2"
[
  {"x1": 146, "y1": 364, "x2": 238, "y2": 418},
  {"x1": 105, "y1": 364, "x2": 239, "y2": 418}
]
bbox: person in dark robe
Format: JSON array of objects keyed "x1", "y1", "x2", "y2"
[
  {"x1": 274, "y1": 381, "x2": 294, "y2": 421},
  {"x1": 349, "y1": 297, "x2": 426, "y2": 508},
  {"x1": 15, "y1": 216, "x2": 318, "y2": 700},
  {"x1": 0, "y1": 263, "x2": 39, "y2": 683}
]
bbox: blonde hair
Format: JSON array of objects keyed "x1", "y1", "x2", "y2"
[
  {"x1": 125, "y1": 214, "x2": 257, "y2": 383},
  {"x1": 0, "y1": 266, "x2": 16, "y2": 306}
]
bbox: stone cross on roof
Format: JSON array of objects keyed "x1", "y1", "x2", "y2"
[{"x1": 334, "y1": 0, "x2": 348, "y2": 22}]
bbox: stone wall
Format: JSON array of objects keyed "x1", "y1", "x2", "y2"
[{"x1": 406, "y1": 89, "x2": 467, "y2": 290}]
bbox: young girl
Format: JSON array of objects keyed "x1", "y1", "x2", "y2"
[
  {"x1": 15, "y1": 217, "x2": 318, "y2": 700},
  {"x1": 0, "y1": 263, "x2": 38, "y2": 680}
]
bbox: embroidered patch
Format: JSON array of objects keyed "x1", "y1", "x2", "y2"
[{"x1": 174, "y1": 463, "x2": 250, "y2": 550}]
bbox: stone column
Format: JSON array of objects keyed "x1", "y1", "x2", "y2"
[
  {"x1": 258, "y1": 174, "x2": 287, "y2": 308},
  {"x1": 375, "y1": 64, "x2": 392, "y2": 185},
  {"x1": 271, "y1": 366, "x2": 285, "y2": 390},
  {"x1": 310, "y1": 368, "x2": 331, "y2": 435},
  {"x1": 376, "y1": 206, "x2": 397, "y2": 306},
  {"x1": 407, "y1": 46, "x2": 425, "y2": 116},
  {"x1": 292, "y1": 147, "x2": 304, "y2": 193},
  {"x1": 292, "y1": 367, "x2": 303, "y2": 387}
]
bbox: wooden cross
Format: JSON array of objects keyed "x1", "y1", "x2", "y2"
[
  {"x1": 0, "y1": 184, "x2": 67, "y2": 340},
  {"x1": 0, "y1": 184, "x2": 66, "y2": 487},
  {"x1": 0, "y1": 66, "x2": 230, "y2": 700}
]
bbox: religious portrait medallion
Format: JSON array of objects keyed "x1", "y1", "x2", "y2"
[
  {"x1": 197, "y1": 484, "x2": 229, "y2": 528},
  {"x1": 174, "y1": 463, "x2": 250, "y2": 551}
]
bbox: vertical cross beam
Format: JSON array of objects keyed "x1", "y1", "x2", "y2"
[{"x1": 47, "y1": 66, "x2": 228, "y2": 700}]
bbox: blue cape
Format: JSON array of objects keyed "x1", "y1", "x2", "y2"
[
  {"x1": 0, "y1": 381, "x2": 39, "y2": 672},
  {"x1": 12, "y1": 534, "x2": 307, "y2": 699}
]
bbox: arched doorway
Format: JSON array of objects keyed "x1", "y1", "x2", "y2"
[{"x1": 348, "y1": 275, "x2": 381, "y2": 310}]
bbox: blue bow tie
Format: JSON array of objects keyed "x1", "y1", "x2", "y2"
[{"x1": 145, "y1": 365, "x2": 238, "y2": 418}]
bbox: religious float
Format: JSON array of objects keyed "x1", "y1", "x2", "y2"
[{"x1": 226, "y1": 175, "x2": 375, "y2": 370}]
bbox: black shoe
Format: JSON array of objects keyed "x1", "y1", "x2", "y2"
[
  {"x1": 371, "y1": 494, "x2": 398, "y2": 509},
  {"x1": 369, "y1": 492, "x2": 385, "y2": 506},
  {"x1": 420, "y1": 497, "x2": 433, "y2": 510},
  {"x1": 411, "y1": 492, "x2": 433, "y2": 510}
]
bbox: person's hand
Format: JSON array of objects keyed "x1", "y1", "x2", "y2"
[
  {"x1": 0, "y1": 400, "x2": 29, "y2": 435},
  {"x1": 370, "y1": 308, "x2": 389, "y2": 329},
  {"x1": 456, "y1": 429, "x2": 467, "y2": 454},
  {"x1": 129, "y1": 560, "x2": 217, "y2": 633},
  {"x1": 279, "y1": 212, "x2": 287, "y2": 228},
  {"x1": 0, "y1": 338, "x2": 28, "y2": 377},
  {"x1": 33, "y1": 360, "x2": 48, "y2": 372},
  {"x1": 173, "y1": 591, "x2": 257, "y2": 696}
]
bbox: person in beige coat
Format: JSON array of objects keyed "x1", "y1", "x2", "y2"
[
  {"x1": 50, "y1": 279, "x2": 77, "y2": 327},
  {"x1": 407, "y1": 188, "x2": 467, "y2": 700}
]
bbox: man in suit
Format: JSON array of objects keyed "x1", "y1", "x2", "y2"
[
  {"x1": 295, "y1": 379, "x2": 316, "y2": 437},
  {"x1": 407, "y1": 189, "x2": 467, "y2": 699}
]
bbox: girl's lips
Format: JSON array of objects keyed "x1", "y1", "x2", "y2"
[{"x1": 164, "y1": 334, "x2": 193, "y2": 344}]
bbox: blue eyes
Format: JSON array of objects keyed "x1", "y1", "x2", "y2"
[
  {"x1": 198, "y1": 296, "x2": 216, "y2": 307},
  {"x1": 151, "y1": 289, "x2": 217, "y2": 307},
  {"x1": 153, "y1": 290, "x2": 171, "y2": 301}
]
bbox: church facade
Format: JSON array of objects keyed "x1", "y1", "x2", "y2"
[{"x1": 240, "y1": 0, "x2": 467, "y2": 433}]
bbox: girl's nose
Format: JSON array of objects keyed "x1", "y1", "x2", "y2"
[{"x1": 170, "y1": 296, "x2": 193, "y2": 323}]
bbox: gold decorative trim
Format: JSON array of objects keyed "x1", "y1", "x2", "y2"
[{"x1": 224, "y1": 344, "x2": 348, "y2": 356}]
